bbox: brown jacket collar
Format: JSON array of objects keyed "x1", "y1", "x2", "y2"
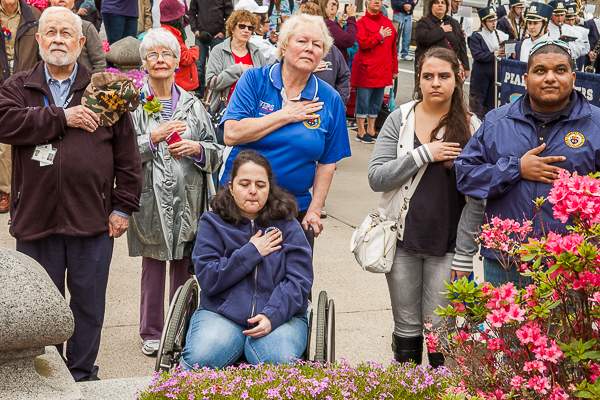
[{"x1": 22, "y1": 61, "x2": 92, "y2": 102}]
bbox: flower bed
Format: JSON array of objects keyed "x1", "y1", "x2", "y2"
[{"x1": 137, "y1": 359, "x2": 463, "y2": 400}]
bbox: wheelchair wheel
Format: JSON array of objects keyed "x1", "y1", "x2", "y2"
[
  {"x1": 314, "y1": 291, "x2": 330, "y2": 363},
  {"x1": 326, "y1": 298, "x2": 335, "y2": 363},
  {"x1": 155, "y1": 278, "x2": 199, "y2": 373}
]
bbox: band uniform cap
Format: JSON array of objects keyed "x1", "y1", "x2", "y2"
[
  {"x1": 549, "y1": 0, "x2": 567, "y2": 14},
  {"x1": 81, "y1": 72, "x2": 140, "y2": 127},
  {"x1": 565, "y1": 5, "x2": 577, "y2": 17},
  {"x1": 525, "y1": 2, "x2": 554, "y2": 21},
  {"x1": 478, "y1": 6, "x2": 498, "y2": 20},
  {"x1": 234, "y1": 0, "x2": 269, "y2": 14},
  {"x1": 509, "y1": 0, "x2": 526, "y2": 7}
]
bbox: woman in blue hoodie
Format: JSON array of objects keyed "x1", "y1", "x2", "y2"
[{"x1": 180, "y1": 150, "x2": 314, "y2": 369}]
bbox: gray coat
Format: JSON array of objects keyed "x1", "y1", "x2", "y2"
[
  {"x1": 127, "y1": 83, "x2": 223, "y2": 261},
  {"x1": 78, "y1": 19, "x2": 105, "y2": 73},
  {"x1": 205, "y1": 37, "x2": 267, "y2": 114}
]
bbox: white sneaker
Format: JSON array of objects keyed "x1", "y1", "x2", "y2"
[
  {"x1": 400, "y1": 55, "x2": 414, "y2": 61},
  {"x1": 142, "y1": 339, "x2": 160, "y2": 357}
]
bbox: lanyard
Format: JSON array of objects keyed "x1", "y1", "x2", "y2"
[{"x1": 43, "y1": 92, "x2": 74, "y2": 109}]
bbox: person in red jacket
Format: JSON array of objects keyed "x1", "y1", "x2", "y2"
[
  {"x1": 160, "y1": 0, "x2": 199, "y2": 92},
  {"x1": 350, "y1": 0, "x2": 398, "y2": 143}
]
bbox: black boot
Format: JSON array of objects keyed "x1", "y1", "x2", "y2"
[
  {"x1": 392, "y1": 335, "x2": 423, "y2": 365},
  {"x1": 428, "y1": 352, "x2": 445, "y2": 368}
]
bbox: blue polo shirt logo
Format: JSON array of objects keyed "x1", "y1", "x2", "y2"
[{"x1": 303, "y1": 113, "x2": 321, "y2": 129}]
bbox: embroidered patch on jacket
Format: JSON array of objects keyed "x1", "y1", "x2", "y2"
[
  {"x1": 565, "y1": 132, "x2": 585, "y2": 148},
  {"x1": 303, "y1": 113, "x2": 321, "y2": 129}
]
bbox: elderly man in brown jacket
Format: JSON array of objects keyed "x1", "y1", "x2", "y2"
[
  {"x1": 0, "y1": 6, "x2": 142, "y2": 382},
  {"x1": 0, "y1": 0, "x2": 41, "y2": 213}
]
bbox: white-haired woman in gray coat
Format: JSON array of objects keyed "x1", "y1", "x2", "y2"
[{"x1": 128, "y1": 28, "x2": 223, "y2": 357}]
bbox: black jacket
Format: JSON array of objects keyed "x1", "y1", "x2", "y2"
[
  {"x1": 415, "y1": 13, "x2": 469, "y2": 71},
  {"x1": 188, "y1": 0, "x2": 232, "y2": 37}
]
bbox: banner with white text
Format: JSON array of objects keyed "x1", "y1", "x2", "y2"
[{"x1": 499, "y1": 58, "x2": 600, "y2": 107}]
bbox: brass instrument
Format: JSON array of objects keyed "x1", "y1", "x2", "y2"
[{"x1": 586, "y1": 40, "x2": 600, "y2": 73}]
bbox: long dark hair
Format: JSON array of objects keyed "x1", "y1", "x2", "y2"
[
  {"x1": 210, "y1": 150, "x2": 298, "y2": 226},
  {"x1": 413, "y1": 47, "x2": 472, "y2": 171}
]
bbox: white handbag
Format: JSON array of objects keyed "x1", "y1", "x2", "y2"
[{"x1": 350, "y1": 167, "x2": 426, "y2": 273}]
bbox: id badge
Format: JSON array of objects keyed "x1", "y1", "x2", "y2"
[{"x1": 32, "y1": 144, "x2": 57, "y2": 166}]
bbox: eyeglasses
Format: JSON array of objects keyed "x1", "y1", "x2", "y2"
[
  {"x1": 529, "y1": 39, "x2": 573, "y2": 57},
  {"x1": 237, "y1": 23, "x2": 255, "y2": 32},
  {"x1": 146, "y1": 51, "x2": 175, "y2": 61}
]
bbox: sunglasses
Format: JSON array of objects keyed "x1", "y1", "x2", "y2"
[
  {"x1": 529, "y1": 39, "x2": 573, "y2": 57},
  {"x1": 237, "y1": 23, "x2": 255, "y2": 32}
]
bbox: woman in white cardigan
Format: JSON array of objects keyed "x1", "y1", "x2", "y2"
[{"x1": 368, "y1": 47, "x2": 485, "y2": 368}]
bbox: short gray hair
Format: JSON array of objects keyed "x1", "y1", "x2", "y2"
[
  {"x1": 276, "y1": 13, "x2": 333, "y2": 61},
  {"x1": 139, "y1": 28, "x2": 181, "y2": 68},
  {"x1": 38, "y1": 6, "x2": 83, "y2": 39}
]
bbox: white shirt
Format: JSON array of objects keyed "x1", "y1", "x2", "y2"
[
  {"x1": 519, "y1": 33, "x2": 549, "y2": 62},
  {"x1": 479, "y1": 28, "x2": 510, "y2": 53},
  {"x1": 249, "y1": 34, "x2": 278, "y2": 64},
  {"x1": 548, "y1": 21, "x2": 586, "y2": 58},
  {"x1": 451, "y1": 13, "x2": 474, "y2": 38}
]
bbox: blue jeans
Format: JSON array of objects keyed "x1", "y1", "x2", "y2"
[
  {"x1": 483, "y1": 258, "x2": 534, "y2": 288},
  {"x1": 355, "y1": 86, "x2": 385, "y2": 119},
  {"x1": 393, "y1": 13, "x2": 412, "y2": 59},
  {"x1": 195, "y1": 36, "x2": 225, "y2": 97},
  {"x1": 180, "y1": 308, "x2": 308, "y2": 370},
  {"x1": 101, "y1": 13, "x2": 138, "y2": 45}
]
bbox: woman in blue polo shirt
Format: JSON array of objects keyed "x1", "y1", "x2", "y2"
[{"x1": 221, "y1": 13, "x2": 352, "y2": 237}]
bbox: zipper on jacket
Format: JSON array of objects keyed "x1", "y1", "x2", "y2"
[
  {"x1": 102, "y1": 193, "x2": 107, "y2": 212},
  {"x1": 250, "y1": 220, "x2": 259, "y2": 321}
]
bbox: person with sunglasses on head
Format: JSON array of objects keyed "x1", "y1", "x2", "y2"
[
  {"x1": 456, "y1": 41, "x2": 600, "y2": 288},
  {"x1": 547, "y1": 0, "x2": 587, "y2": 61},
  {"x1": 468, "y1": 6, "x2": 508, "y2": 119},
  {"x1": 205, "y1": 9, "x2": 267, "y2": 136},
  {"x1": 497, "y1": 0, "x2": 526, "y2": 40},
  {"x1": 159, "y1": 0, "x2": 200, "y2": 92},
  {"x1": 513, "y1": 2, "x2": 552, "y2": 62}
]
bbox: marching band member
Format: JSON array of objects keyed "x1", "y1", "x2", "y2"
[
  {"x1": 497, "y1": 0, "x2": 526, "y2": 40},
  {"x1": 468, "y1": 6, "x2": 509, "y2": 118},
  {"x1": 584, "y1": 13, "x2": 600, "y2": 71},
  {"x1": 565, "y1": 4, "x2": 590, "y2": 70},
  {"x1": 450, "y1": 0, "x2": 473, "y2": 38},
  {"x1": 547, "y1": 0, "x2": 586, "y2": 60},
  {"x1": 514, "y1": 2, "x2": 553, "y2": 62}
]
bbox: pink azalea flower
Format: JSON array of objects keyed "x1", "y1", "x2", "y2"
[
  {"x1": 486, "y1": 309, "x2": 509, "y2": 328},
  {"x1": 510, "y1": 376, "x2": 525, "y2": 389},
  {"x1": 506, "y1": 303, "x2": 526, "y2": 322},
  {"x1": 526, "y1": 376, "x2": 551, "y2": 394},
  {"x1": 523, "y1": 360, "x2": 547, "y2": 374}
]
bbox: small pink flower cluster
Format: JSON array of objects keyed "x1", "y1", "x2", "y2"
[
  {"x1": 105, "y1": 67, "x2": 147, "y2": 89},
  {"x1": 479, "y1": 216, "x2": 532, "y2": 253},
  {"x1": 24, "y1": 0, "x2": 49, "y2": 12},
  {"x1": 485, "y1": 283, "x2": 525, "y2": 328},
  {"x1": 101, "y1": 40, "x2": 110, "y2": 53},
  {"x1": 548, "y1": 169, "x2": 600, "y2": 223}
]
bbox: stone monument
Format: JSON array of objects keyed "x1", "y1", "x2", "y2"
[
  {"x1": 106, "y1": 36, "x2": 143, "y2": 73},
  {"x1": 0, "y1": 247, "x2": 82, "y2": 400}
]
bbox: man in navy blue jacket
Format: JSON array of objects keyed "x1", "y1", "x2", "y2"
[
  {"x1": 456, "y1": 42, "x2": 600, "y2": 287},
  {"x1": 391, "y1": 0, "x2": 418, "y2": 61}
]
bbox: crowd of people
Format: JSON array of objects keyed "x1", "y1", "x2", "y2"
[{"x1": 1, "y1": 0, "x2": 600, "y2": 384}]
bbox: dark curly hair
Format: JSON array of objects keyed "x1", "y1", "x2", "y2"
[{"x1": 211, "y1": 151, "x2": 298, "y2": 225}]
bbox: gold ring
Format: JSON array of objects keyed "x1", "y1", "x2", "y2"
[{"x1": 85, "y1": 120, "x2": 89, "y2": 125}]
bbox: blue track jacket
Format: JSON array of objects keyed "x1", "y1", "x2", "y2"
[
  {"x1": 193, "y1": 212, "x2": 313, "y2": 331},
  {"x1": 456, "y1": 91, "x2": 600, "y2": 259}
]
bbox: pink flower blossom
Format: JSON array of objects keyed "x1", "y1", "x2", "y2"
[
  {"x1": 510, "y1": 376, "x2": 525, "y2": 389},
  {"x1": 506, "y1": 303, "x2": 526, "y2": 322},
  {"x1": 526, "y1": 376, "x2": 551, "y2": 394},
  {"x1": 425, "y1": 332, "x2": 440, "y2": 353},
  {"x1": 523, "y1": 360, "x2": 547, "y2": 374},
  {"x1": 486, "y1": 309, "x2": 509, "y2": 328}
]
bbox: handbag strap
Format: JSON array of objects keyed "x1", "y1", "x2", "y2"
[{"x1": 394, "y1": 166, "x2": 426, "y2": 224}]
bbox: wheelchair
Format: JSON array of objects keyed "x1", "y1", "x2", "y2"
[{"x1": 155, "y1": 227, "x2": 336, "y2": 373}]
